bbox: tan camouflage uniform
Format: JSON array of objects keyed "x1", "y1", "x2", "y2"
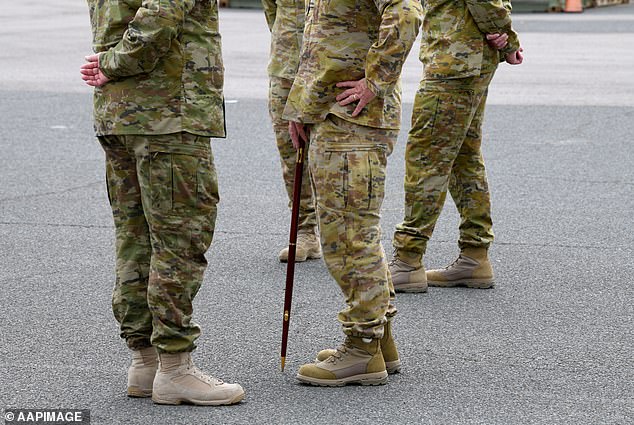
[
  {"x1": 283, "y1": 0, "x2": 422, "y2": 338},
  {"x1": 88, "y1": 0, "x2": 224, "y2": 353},
  {"x1": 393, "y1": 0, "x2": 520, "y2": 257},
  {"x1": 262, "y1": 0, "x2": 316, "y2": 233}
]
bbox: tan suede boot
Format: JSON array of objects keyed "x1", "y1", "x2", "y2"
[
  {"x1": 152, "y1": 353, "x2": 245, "y2": 406},
  {"x1": 315, "y1": 320, "x2": 401, "y2": 374},
  {"x1": 389, "y1": 251, "x2": 427, "y2": 293},
  {"x1": 297, "y1": 336, "x2": 388, "y2": 387},
  {"x1": 127, "y1": 347, "x2": 158, "y2": 398},
  {"x1": 426, "y1": 247, "x2": 494, "y2": 288},
  {"x1": 278, "y1": 232, "x2": 322, "y2": 262}
]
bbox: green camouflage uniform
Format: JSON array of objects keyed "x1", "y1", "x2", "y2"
[
  {"x1": 87, "y1": 0, "x2": 224, "y2": 353},
  {"x1": 393, "y1": 0, "x2": 520, "y2": 257},
  {"x1": 262, "y1": 0, "x2": 316, "y2": 233},
  {"x1": 283, "y1": 0, "x2": 422, "y2": 338}
]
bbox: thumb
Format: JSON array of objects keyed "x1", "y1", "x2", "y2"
[{"x1": 85, "y1": 53, "x2": 99, "y2": 63}]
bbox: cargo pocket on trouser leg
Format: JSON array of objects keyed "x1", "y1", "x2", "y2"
[{"x1": 146, "y1": 135, "x2": 218, "y2": 247}]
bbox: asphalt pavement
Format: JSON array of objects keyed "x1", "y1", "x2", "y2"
[{"x1": 0, "y1": 2, "x2": 632, "y2": 424}]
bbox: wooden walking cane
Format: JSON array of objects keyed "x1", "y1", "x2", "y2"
[{"x1": 280, "y1": 138, "x2": 306, "y2": 372}]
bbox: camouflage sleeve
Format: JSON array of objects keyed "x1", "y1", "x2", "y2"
[
  {"x1": 365, "y1": 0, "x2": 422, "y2": 98},
  {"x1": 262, "y1": 0, "x2": 277, "y2": 32},
  {"x1": 465, "y1": 0, "x2": 520, "y2": 54},
  {"x1": 99, "y1": 0, "x2": 196, "y2": 79}
]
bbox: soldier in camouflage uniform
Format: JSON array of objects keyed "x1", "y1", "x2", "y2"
[
  {"x1": 81, "y1": 0, "x2": 244, "y2": 406},
  {"x1": 262, "y1": 0, "x2": 321, "y2": 263},
  {"x1": 390, "y1": 0, "x2": 524, "y2": 292},
  {"x1": 283, "y1": 0, "x2": 422, "y2": 386}
]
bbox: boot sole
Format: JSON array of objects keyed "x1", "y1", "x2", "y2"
[
  {"x1": 394, "y1": 282, "x2": 428, "y2": 293},
  {"x1": 428, "y1": 279, "x2": 494, "y2": 289},
  {"x1": 385, "y1": 360, "x2": 401, "y2": 374},
  {"x1": 127, "y1": 387, "x2": 152, "y2": 398},
  {"x1": 296, "y1": 371, "x2": 388, "y2": 387},
  {"x1": 152, "y1": 391, "x2": 245, "y2": 406},
  {"x1": 312, "y1": 358, "x2": 401, "y2": 375}
]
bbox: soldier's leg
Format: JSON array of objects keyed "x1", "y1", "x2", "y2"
[
  {"x1": 99, "y1": 135, "x2": 158, "y2": 398},
  {"x1": 426, "y1": 73, "x2": 496, "y2": 288},
  {"x1": 98, "y1": 135, "x2": 153, "y2": 351},
  {"x1": 390, "y1": 80, "x2": 476, "y2": 293},
  {"x1": 129, "y1": 133, "x2": 218, "y2": 354},
  {"x1": 392, "y1": 79, "x2": 475, "y2": 261},
  {"x1": 309, "y1": 116, "x2": 395, "y2": 338},
  {"x1": 449, "y1": 73, "x2": 495, "y2": 251},
  {"x1": 127, "y1": 135, "x2": 244, "y2": 405},
  {"x1": 297, "y1": 116, "x2": 395, "y2": 386},
  {"x1": 269, "y1": 76, "x2": 320, "y2": 261}
]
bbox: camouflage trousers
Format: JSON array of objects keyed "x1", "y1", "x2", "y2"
[
  {"x1": 269, "y1": 76, "x2": 317, "y2": 233},
  {"x1": 98, "y1": 132, "x2": 218, "y2": 353},
  {"x1": 393, "y1": 72, "x2": 496, "y2": 257},
  {"x1": 309, "y1": 115, "x2": 397, "y2": 339}
]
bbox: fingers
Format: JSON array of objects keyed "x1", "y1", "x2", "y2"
[
  {"x1": 496, "y1": 34, "x2": 508, "y2": 48},
  {"x1": 336, "y1": 81, "x2": 358, "y2": 88},
  {"x1": 84, "y1": 54, "x2": 99, "y2": 63},
  {"x1": 337, "y1": 92, "x2": 360, "y2": 107},
  {"x1": 351, "y1": 97, "x2": 369, "y2": 117},
  {"x1": 289, "y1": 121, "x2": 308, "y2": 150},
  {"x1": 516, "y1": 51, "x2": 524, "y2": 63},
  {"x1": 486, "y1": 33, "x2": 508, "y2": 50},
  {"x1": 335, "y1": 88, "x2": 357, "y2": 102},
  {"x1": 350, "y1": 91, "x2": 376, "y2": 117},
  {"x1": 80, "y1": 62, "x2": 98, "y2": 74},
  {"x1": 80, "y1": 67, "x2": 98, "y2": 76},
  {"x1": 289, "y1": 121, "x2": 299, "y2": 149},
  {"x1": 296, "y1": 122, "x2": 308, "y2": 143}
]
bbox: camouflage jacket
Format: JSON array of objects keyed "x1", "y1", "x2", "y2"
[
  {"x1": 262, "y1": 0, "x2": 305, "y2": 80},
  {"x1": 282, "y1": 0, "x2": 422, "y2": 129},
  {"x1": 421, "y1": 0, "x2": 520, "y2": 79},
  {"x1": 87, "y1": 0, "x2": 225, "y2": 137}
]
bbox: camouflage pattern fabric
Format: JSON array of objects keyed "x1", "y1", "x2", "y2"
[
  {"x1": 263, "y1": 0, "x2": 316, "y2": 233},
  {"x1": 262, "y1": 0, "x2": 305, "y2": 80},
  {"x1": 99, "y1": 132, "x2": 218, "y2": 353},
  {"x1": 282, "y1": 0, "x2": 422, "y2": 129},
  {"x1": 87, "y1": 0, "x2": 226, "y2": 137},
  {"x1": 393, "y1": 72, "x2": 496, "y2": 257},
  {"x1": 421, "y1": 0, "x2": 520, "y2": 79},
  {"x1": 308, "y1": 115, "x2": 397, "y2": 338},
  {"x1": 269, "y1": 76, "x2": 317, "y2": 233}
]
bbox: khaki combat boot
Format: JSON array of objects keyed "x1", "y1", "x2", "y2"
[
  {"x1": 426, "y1": 247, "x2": 494, "y2": 288},
  {"x1": 152, "y1": 353, "x2": 245, "y2": 406},
  {"x1": 127, "y1": 346, "x2": 158, "y2": 398},
  {"x1": 315, "y1": 320, "x2": 401, "y2": 374},
  {"x1": 297, "y1": 336, "x2": 388, "y2": 387},
  {"x1": 279, "y1": 231, "x2": 322, "y2": 262},
  {"x1": 389, "y1": 251, "x2": 427, "y2": 293}
]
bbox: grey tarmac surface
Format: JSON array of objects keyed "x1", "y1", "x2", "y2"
[{"x1": 0, "y1": 2, "x2": 632, "y2": 424}]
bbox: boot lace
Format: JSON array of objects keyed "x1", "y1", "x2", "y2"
[
  {"x1": 442, "y1": 256, "x2": 463, "y2": 271},
  {"x1": 185, "y1": 358, "x2": 224, "y2": 386},
  {"x1": 325, "y1": 341, "x2": 353, "y2": 364}
]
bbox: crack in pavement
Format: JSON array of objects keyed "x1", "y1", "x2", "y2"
[
  {"x1": 0, "y1": 221, "x2": 628, "y2": 251},
  {"x1": 0, "y1": 181, "x2": 103, "y2": 202},
  {"x1": 494, "y1": 173, "x2": 634, "y2": 186}
]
